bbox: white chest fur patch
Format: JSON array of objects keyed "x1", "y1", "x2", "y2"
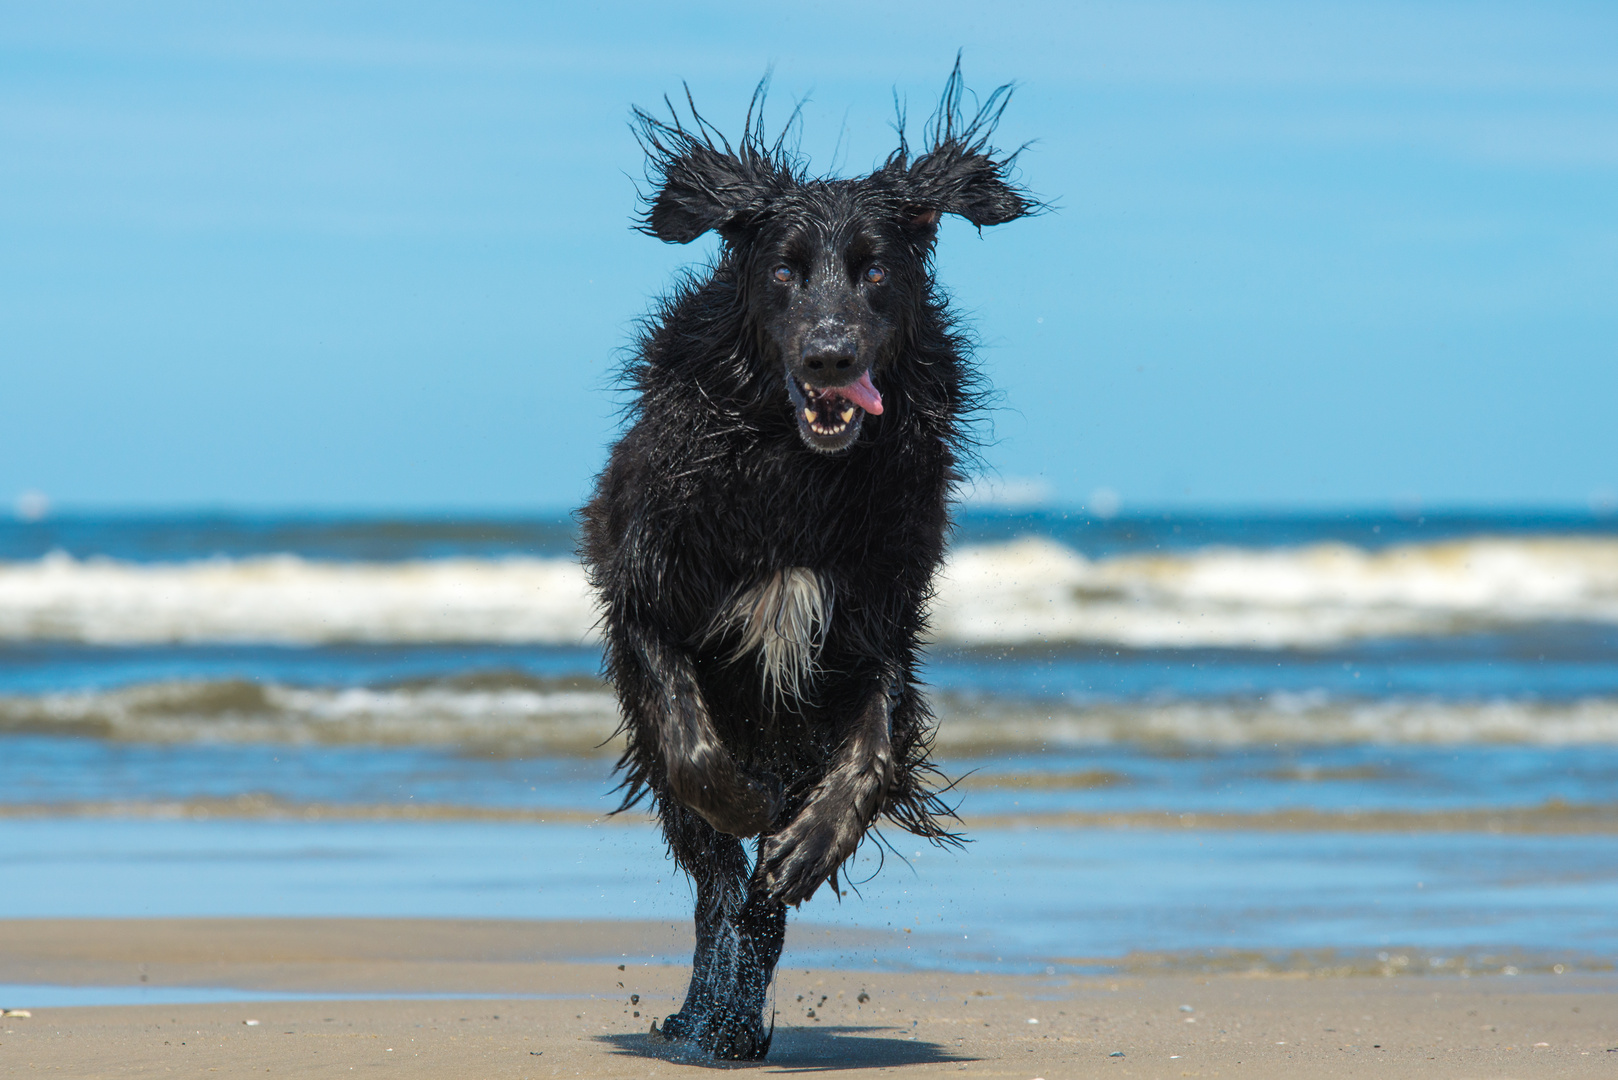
[{"x1": 710, "y1": 567, "x2": 830, "y2": 700}]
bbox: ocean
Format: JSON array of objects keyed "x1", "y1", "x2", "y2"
[{"x1": 3, "y1": 509, "x2": 1617, "y2": 982}]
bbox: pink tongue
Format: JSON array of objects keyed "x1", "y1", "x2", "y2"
[{"x1": 832, "y1": 372, "x2": 884, "y2": 415}]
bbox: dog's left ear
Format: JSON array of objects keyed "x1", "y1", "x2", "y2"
[
  {"x1": 902, "y1": 149, "x2": 1033, "y2": 231},
  {"x1": 897, "y1": 59, "x2": 1040, "y2": 233}
]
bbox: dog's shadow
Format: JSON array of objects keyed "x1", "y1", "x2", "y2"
[{"x1": 597, "y1": 1025, "x2": 975, "y2": 1072}]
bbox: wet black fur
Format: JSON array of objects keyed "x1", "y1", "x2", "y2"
[{"x1": 579, "y1": 62, "x2": 1037, "y2": 1061}]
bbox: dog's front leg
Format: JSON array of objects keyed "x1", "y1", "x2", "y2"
[
  {"x1": 655, "y1": 800, "x2": 783, "y2": 1060},
  {"x1": 755, "y1": 673, "x2": 897, "y2": 906},
  {"x1": 627, "y1": 626, "x2": 779, "y2": 837}
]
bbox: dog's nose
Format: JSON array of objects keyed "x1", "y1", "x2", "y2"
[{"x1": 801, "y1": 338, "x2": 858, "y2": 373}]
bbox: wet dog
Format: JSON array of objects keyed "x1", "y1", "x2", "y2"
[{"x1": 580, "y1": 62, "x2": 1037, "y2": 1060}]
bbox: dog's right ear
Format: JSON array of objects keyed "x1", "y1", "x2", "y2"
[
  {"x1": 643, "y1": 141, "x2": 772, "y2": 244},
  {"x1": 633, "y1": 92, "x2": 788, "y2": 244}
]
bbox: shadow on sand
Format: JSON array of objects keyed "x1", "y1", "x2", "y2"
[{"x1": 597, "y1": 1025, "x2": 976, "y2": 1071}]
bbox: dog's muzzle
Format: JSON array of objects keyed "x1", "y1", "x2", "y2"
[{"x1": 785, "y1": 369, "x2": 884, "y2": 453}]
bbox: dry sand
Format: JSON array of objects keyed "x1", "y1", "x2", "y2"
[{"x1": 0, "y1": 919, "x2": 1613, "y2": 1078}]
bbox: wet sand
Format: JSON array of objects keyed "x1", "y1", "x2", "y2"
[
  {"x1": 4, "y1": 797, "x2": 1617, "y2": 834},
  {"x1": 0, "y1": 919, "x2": 1613, "y2": 1078}
]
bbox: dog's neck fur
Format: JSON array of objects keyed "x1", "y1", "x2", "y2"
[{"x1": 709, "y1": 568, "x2": 830, "y2": 701}]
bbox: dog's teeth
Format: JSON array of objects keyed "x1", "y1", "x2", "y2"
[
  {"x1": 840, "y1": 408, "x2": 855, "y2": 423},
  {"x1": 803, "y1": 407, "x2": 816, "y2": 423}
]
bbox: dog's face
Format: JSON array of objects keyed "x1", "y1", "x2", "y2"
[
  {"x1": 739, "y1": 188, "x2": 936, "y2": 452},
  {"x1": 635, "y1": 69, "x2": 1035, "y2": 453}
]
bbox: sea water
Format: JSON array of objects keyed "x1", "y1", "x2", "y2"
[{"x1": 2, "y1": 510, "x2": 1616, "y2": 975}]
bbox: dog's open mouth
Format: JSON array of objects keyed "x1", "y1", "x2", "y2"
[{"x1": 786, "y1": 371, "x2": 884, "y2": 452}]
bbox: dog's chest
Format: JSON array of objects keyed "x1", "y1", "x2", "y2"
[{"x1": 708, "y1": 568, "x2": 830, "y2": 699}]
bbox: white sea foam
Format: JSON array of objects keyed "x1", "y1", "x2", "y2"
[
  {"x1": 0, "y1": 678, "x2": 622, "y2": 752},
  {"x1": 933, "y1": 694, "x2": 1618, "y2": 749},
  {"x1": 7, "y1": 679, "x2": 1618, "y2": 748},
  {"x1": 3, "y1": 535, "x2": 1618, "y2": 647},
  {"x1": 0, "y1": 553, "x2": 597, "y2": 645},
  {"x1": 932, "y1": 536, "x2": 1618, "y2": 648}
]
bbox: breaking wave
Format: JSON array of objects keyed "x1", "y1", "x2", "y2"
[
  {"x1": 7, "y1": 677, "x2": 1618, "y2": 749},
  {"x1": 2, "y1": 534, "x2": 1618, "y2": 648},
  {"x1": 0, "y1": 553, "x2": 596, "y2": 645},
  {"x1": 932, "y1": 535, "x2": 1618, "y2": 648},
  {"x1": 0, "y1": 675, "x2": 621, "y2": 753}
]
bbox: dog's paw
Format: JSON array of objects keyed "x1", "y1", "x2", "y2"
[
  {"x1": 700, "y1": 1011, "x2": 773, "y2": 1061},
  {"x1": 657, "y1": 1009, "x2": 771, "y2": 1061},
  {"x1": 757, "y1": 824, "x2": 840, "y2": 907},
  {"x1": 656, "y1": 1012, "x2": 682, "y2": 1040}
]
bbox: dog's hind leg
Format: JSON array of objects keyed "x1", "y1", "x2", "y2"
[
  {"x1": 657, "y1": 800, "x2": 785, "y2": 1061},
  {"x1": 755, "y1": 673, "x2": 898, "y2": 906}
]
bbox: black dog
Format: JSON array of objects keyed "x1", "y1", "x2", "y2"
[{"x1": 580, "y1": 62, "x2": 1036, "y2": 1060}]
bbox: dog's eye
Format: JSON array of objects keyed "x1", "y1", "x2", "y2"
[
  {"x1": 772, "y1": 266, "x2": 793, "y2": 284},
  {"x1": 864, "y1": 265, "x2": 886, "y2": 284}
]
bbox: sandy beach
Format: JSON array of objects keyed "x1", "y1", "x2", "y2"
[{"x1": 1, "y1": 919, "x2": 1612, "y2": 1078}]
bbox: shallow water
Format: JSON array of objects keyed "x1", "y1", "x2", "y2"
[
  {"x1": 0, "y1": 818, "x2": 1612, "y2": 974},
  {"x1": 4, "y1": 736, "x2": 1618, "y2": 817}
]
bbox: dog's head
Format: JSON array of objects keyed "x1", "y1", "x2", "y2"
[{"x1": 634, "y1": 61, "x2": 1038, "y2": 453}]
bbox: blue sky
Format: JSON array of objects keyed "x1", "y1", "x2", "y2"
[{"x1": 2, "y1": 1, "x2": 1615, "y2": 513}]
